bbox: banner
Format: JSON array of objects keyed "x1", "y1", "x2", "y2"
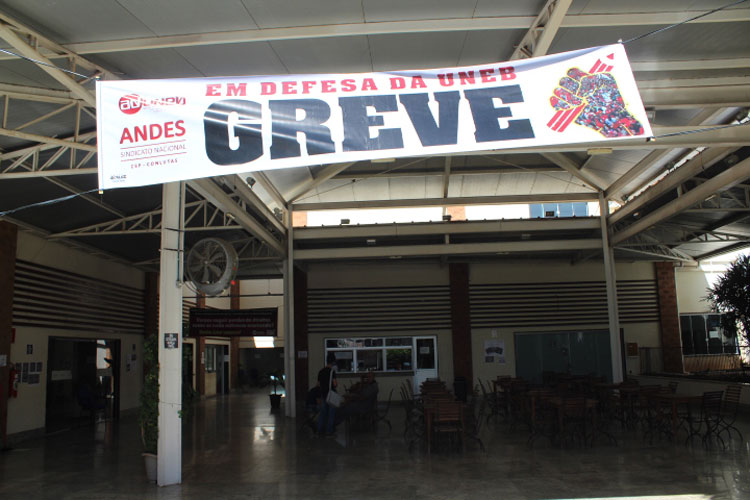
[
  {"x1": 188, "y1": 308, "x2": 277, "y2": 337},
  {"x1": 96, "y1": 44, "x2": 651, "y2": 190}
]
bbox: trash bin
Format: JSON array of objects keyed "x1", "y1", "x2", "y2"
[{"x1": 453, "y1": 376, "x2": 467, "y2": 402}]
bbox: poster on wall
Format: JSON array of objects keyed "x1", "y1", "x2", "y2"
[
  {"x1": 484, "y1": 340, "x2": 506, "y2": 364},
  {"x1": 96, "y1": 44, "x2": 651, "y2": 190}
]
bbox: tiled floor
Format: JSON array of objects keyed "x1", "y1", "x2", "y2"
[{"x1": 1, "y1": 389, "x2": 749, "y2": 499}]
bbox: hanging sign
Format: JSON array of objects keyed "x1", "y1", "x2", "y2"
[
  {"x1": 96, "y1": 44, "x2": 651, "y2": 190},
  {"x1": 188, "y1": 308, "x2": 278, "y2": 337}
]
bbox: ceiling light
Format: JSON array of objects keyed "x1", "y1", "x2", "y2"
[
  {"x1": 366, "y1": 238, "x2": 376, "y2": 245},
  {"x1": 371, "y1": 158, "x2": 396, "y2": 163},
  {"x1": 586, "y1": 147, "x2": 613, "y2": 155}
]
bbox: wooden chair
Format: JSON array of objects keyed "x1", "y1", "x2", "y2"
[{"x1": 432, "y1": 400, "x2": 464, "y2": 452}]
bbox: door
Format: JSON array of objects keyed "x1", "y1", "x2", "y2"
[{"x1": 412, "y1": 336, "x2": 438, "y2": 393}]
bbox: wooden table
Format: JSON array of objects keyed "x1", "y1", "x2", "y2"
[
  {"x1": 548, "y1": 396, "x2": 598, "y2": 445},
  {"x1": 647, "y1": 393, "x2": 701, "y2": 438}
]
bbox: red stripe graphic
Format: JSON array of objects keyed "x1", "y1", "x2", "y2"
[
  {"x1": 551, "y1": 108, "x2": 573, "y2": 131},
  {"x1": 548, "y1": 109, "x2": 565, "y2": 129},
  {"x1": 557, "y1": 104, "x2": 586, "y2": 132}
]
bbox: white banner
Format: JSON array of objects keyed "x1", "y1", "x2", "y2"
[{"x1": 96, "y1": 44, "x2": 651, "y2": 190}]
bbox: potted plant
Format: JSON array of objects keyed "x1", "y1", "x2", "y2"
[
  {"x1": 268, "y1": 371, "x2": 284, "y2": 410},
  {"x1": 139, "y1": 334, "x2": 158, "y2": 483}
]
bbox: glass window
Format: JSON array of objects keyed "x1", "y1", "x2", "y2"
[
  {"x1": 681, "y1": 313, "x2": 738, "y2": 356},
  {"x1": 357, "y1": 350, "x2": 383, "y2": 372},
  {"x1": 572, "y1": 202, "x2": 589, "y2": 217},
  {"x1": 332, "y1": 350, "x2": 354, "y2": 372},
  {"x1": 324, "y1": 337, "x2": 419, "y2": 373},
  {"x1": 558, "y1": 203, "x2": 573, "y2": 217},
  {"x1": 386, "y1": 348, "x2": 412, "y2": 371},
  {"x1": 529, "y1": 204, "x2": 543, "y2": 218}
]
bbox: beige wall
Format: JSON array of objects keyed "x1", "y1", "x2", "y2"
[
  {"x1": 470, "y1": 259, "x2": 655, "y2": 284},
  {"x1": 675, "y1": 267, "x2": 713, "y2": 314},
  {"x1": 306, "y1": 258, "x2": 662, "y2": 393},
  {"x1": 10, "y1": 232, "x2": 146, "y2": 437},
  {"x1": 17, "y1": 232, "x2": 144, "y2": 289},
  {"x1": 7, "y1": 327, "x2": 143, "y2": 435},
  {"x1": 306, "y1": 260, "x2": 449, "y2": 289}
]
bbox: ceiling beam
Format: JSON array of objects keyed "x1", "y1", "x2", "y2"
[
  {"x1": 225, "y1": 175, "x2": 287, "y2": 235},
  {"x1": 695, "y1": 242, "x2": 750, "y2": 261},
  {"x1": 604, "y1": 109, "x2": 735, "y2": 199},
  {"x1": 608, "y1": 147, "x2": 737, "y2": 225},
  {"x1": 293, "y1": 192, "x2": 597, "y2": 211},
  {"x1": 287, "y1": 162, "x2": 356, "y2": 203},
  {"x1": 294, "y1": 238, "x2": 602, "y2": 260},
  {"x1": 294, "y1": 217, "x2": 600, "y2": 240},
  {"x1": 0, "y1": 167, "x2": 97, "y2": 180},
  {"x1": 630, "y1": 57, "x2": 750, "y2": 73},
  {"x1": 0, "y1": 22, "x2": 96, "y2": 107},
  {"x1": 542, "y1": 152, "x2": 607, "y2": 193},
  {"x1": 511, "y1": 0, "x2": 573, "y2": 60},
  {"x1": 639, "y1": 84, "x2": 750, "y2": 109},
  {"x1": 189, "y1": 177, "x2": 286, "y2": 256},
  {"x1": 250, "y1": 171, "x2": 288, "y2": 209},
  {"x1": 0, "y1": 127, "x2": 96, "y2": 152},
  {"x1": 50, "y1": 9, "x2": 750, "y2": 55},
  {"x1": 611, "y1": 157, "x2": 750, "y2": 245}
]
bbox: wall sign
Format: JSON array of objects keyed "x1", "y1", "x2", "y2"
[
  {"x1": 96, "y1": 44, "x2": 650, "y2": 190},
  {"x1": 164, "y1": 333, "x2": 179, "y2": 349}
]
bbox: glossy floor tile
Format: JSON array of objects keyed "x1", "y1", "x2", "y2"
[{"x1": 1, "y1": 389, "x2": 749, "y2": 499}]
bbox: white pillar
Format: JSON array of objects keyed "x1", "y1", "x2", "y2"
[
  {"x1": 283, "y1": 209, "x2": 296, "y2": 418},
  {"x1": 157, "y1": 181, "x2": 184, "y2": 486},
  {"x1": 599, "y1": 194, "x2": 623, "y2": 383}
]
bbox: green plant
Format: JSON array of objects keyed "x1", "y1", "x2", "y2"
[
  {"x1": 706, "y1": 254, "x2": 750, "y2": 347},
  {"x1": 139, "y1": 334, "x2": 159, "y2": 454}
]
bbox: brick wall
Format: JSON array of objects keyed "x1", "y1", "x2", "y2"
[{"x1": 655, "y1": 262, "x2": 684, "y2": 373}]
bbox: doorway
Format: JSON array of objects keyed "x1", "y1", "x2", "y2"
[
  {"x1": 412, "y1": 336, "x2": 438, "y2": 393},
  {"x1": 46, "y1": 337, "x2": 120, "y2": 432}
]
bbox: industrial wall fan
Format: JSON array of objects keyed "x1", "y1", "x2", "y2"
[{"x1": 186, "y1": 237, "x2": 239, "y2": 296}]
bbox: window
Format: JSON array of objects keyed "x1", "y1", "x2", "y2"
[
  {"x1": 530, "y1": 202, "x2": 588, "y2": 218},
  {"x1": 324, "y1": 336, "x2": 414, "y2": 373},
  {"x1": 205, "y1": 345, "x2": 218, "y2": 373},
  {"x1": 680, "y1": 313, "x2": 738, "y2": 355}
]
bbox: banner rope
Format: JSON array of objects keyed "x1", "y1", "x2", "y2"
[
  {"x1": 0, "y1": 188, "x2": 99, "y2": 217},
  {"x1": 620, "y1": 0, "x2": 749, "y2": 45}
]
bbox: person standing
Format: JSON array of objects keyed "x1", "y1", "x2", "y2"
[{"x1": 317, "y1": 353, "x2": 337, "y2": 436}]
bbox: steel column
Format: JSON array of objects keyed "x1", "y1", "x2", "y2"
[{"x1": 157, "y1": 182, "x2": 184, "y2": 486}]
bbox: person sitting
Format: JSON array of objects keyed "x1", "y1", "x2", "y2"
[{"x1": 336, "y1": 372, "x2": 379, "y2": 426}]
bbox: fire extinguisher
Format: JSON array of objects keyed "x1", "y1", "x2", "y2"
[{"x1": 8, "y1": 364, "x2": 18, "y2": 398}]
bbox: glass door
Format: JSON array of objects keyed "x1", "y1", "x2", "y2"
[{"x1": 412, "y1": 336, "x2": 438, "y2": 393}]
